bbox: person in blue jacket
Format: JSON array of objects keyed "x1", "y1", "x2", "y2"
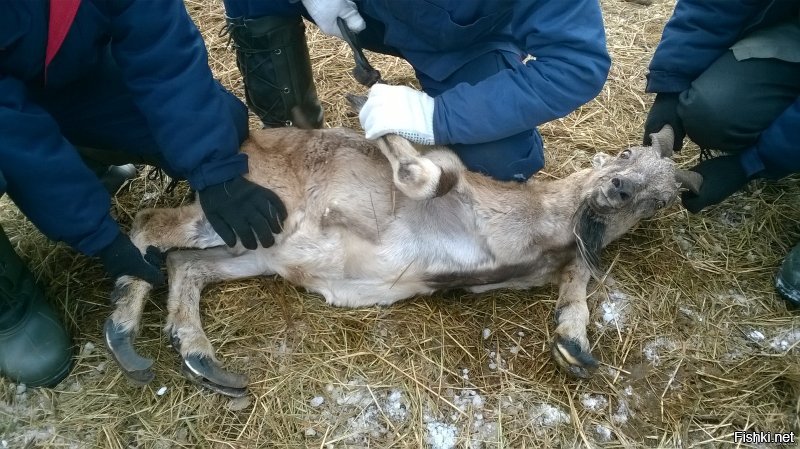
[
  {"x1": 222, "y1": 0, "x2": 611, "y2": 183},
  {"x1": 642, "y1": 0, "x2": 800, "y2": 308},
  {"x1": 0, "y1": 0, "x2": 287, "y2": 387}
]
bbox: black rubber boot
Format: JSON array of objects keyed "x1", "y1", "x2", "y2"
[
  {"x1": 95, "y1": 164, "x2": 137, "y2": 195},
  {"x1": 226, "y1": 15, "x2": 324, "y2": 129},
  {"x1": 776, "y1": 242, "x2": 800, "y2": 309},
  {"x1": 0, "y1": 225, "x2": 73, "y2": 387}
]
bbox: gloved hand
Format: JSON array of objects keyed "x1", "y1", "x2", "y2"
[
  {"x1": 198, "y1": 176, "x2": 287, "y2": 250},
  {"x1": 359, "y1": 84, "x2": 435, "y2": 145},
  {"x1": 301, "y1": 0, "x2": 365, "y2": 39},
  {"x1": 97, "y1": 233, "x2": 165, "y2": 286},
  {"x1": 681, "y1": 154, "x2": 750, "y2": 214},
  {"x1": 643, "y1": 93, "x2": 686, "y2": 153}
]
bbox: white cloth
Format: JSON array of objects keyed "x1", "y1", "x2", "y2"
[
  {"x1": 301, "y1": 0, "x2": 365, "y2": 39},
  {"x1": 359, "y1": 84, "x2": 435, "y2": 145}
]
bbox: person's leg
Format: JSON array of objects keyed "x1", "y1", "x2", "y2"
[
  {"x1": 223, "y1": 0, "x2": 323, "y2": 128},
  {"x1": 0, "y1": 171, "x2": 73, "y2": 387},
  {"x1": 674, "y1": 30, "x2": 800, "y2": 308},
  {"x1": 416, "y1": 50, "x2": 544, "y2": 182},
  {"x1": 31, "y1": 48, "x2": 248, "y2": 183},
  {"x1": 678, "y1": 51, "x2": 800, "y2": 153}
]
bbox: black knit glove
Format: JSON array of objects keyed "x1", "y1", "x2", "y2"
[
  {"x1": 681, "y1": 155, "x2": 750, "y2": 214},
  {"x1": 643, "y1": 93, "x2": 686, "y2": 153},
  {"x1": 198, "y1": 176, "x2": 287, "y2": 250},
  {"x1": 97, "y1": 233, "x2": 165, "y2": 286}
]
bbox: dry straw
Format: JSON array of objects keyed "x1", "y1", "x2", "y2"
[{"x1": 1, "y1": 0, "x2": 798, "y2": 447}]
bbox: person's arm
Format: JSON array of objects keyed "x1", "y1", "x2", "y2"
[
  {"x1": 432, "y1": 0, "x2": 610, "y2": 145},
  {"x1": 106, "y1": 0, "x2": 286, "y2": 249},
  {"x1": 646, "y1": 0, "x2": 763, "y2": 93},
  {"x1": 740, "y1": 98, "x2": 800, "y2": 179},
  {"x1": 106, "y1": 0, "x2": 247, "y2": 190},
  {"x1": 0, "y1": 75, "x2": 119, "y2": 256}
]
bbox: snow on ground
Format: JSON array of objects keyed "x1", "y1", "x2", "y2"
[
  {"x1": 643, "y1": 337, "x2": 678, "y2": 366},
  {"x1": 596, "y1": 289, "x2": 629, "y2": 329},
  {"x1": 580, "y1": 393, "x2": 608, "y2": 413},
  {"x1": 529, "y1": 403, "x2": 571, "y2": 428},
  {"x1": 769, "y1": 328, "x2": 800, "y2": 352}
]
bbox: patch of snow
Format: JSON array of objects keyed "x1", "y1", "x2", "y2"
[
  {"x1": 580, "y1": 394, "x2": 608, "y2": 413},
  {"x1": 482, "y1": 328, "x2": 491, "y2": 340},
  {"x1": 770, "y1": 329, "x2": 800, "y2": 352},
  {"x1": 597, "y1": 290, "x2": 628, "y2": 329},
  {"x1": 308, "y1": 380, "x2": 409, "y2": 445},
  {"x1": 643, "y1": 337, "x2": 678, "y2": 366},
  {"x1": 530, "y1": 403, "x2": 570, "y2": 428},
  {"x1": 747, "y1": 330, "x2": 765, "y2": 342},
  {"x1": 81, "y1": 342, "x2": 95, "y2": 356},
  {"x1": 156, "y1": 386, "x2": 167, "y2": 396},
  {"x1": 611, "y1": 400, "x2": 630, "y2": 424},
  {"x1": 509, "y1": 345, "x2": 521, "y2": 355},
  {"x1": 426, "y1": 421, "x2": 458, "y2": 449},
  {"x1": 678, "y1": 306, "x2": 704, "y2": 322},
  {"x1": 596, "y1": 424, "x2": 612, "y2": 442}
]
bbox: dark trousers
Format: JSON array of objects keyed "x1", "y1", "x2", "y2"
[
  {"x1": 27, "y1": 49, "x2": 248, "y2": 175},
  {"x1": 678, "y1": 51, "x2": 800, "y2": 153},
  {"x1": 222, "y1": 0, "x2": 544, "y2": 182}
]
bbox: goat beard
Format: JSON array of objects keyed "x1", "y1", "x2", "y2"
[{"x1": 573, "y1": 201, "x2": 606, "y2": 274}]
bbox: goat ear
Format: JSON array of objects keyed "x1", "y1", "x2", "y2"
[
  {"x1": 345, "y1": 93, "x2": 368, "y2": 114},
  {"x1": 649, "y1": 125, "x2": 675, "y2": 158},
  {"x1": 592, "y1": 152, "x2": 610, "y2": 169}
]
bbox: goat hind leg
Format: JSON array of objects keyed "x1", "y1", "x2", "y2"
[
  {"x1": 166, "y1": 247, "x2": 271, "y2": 397},
  {"x1": 550, "y1": 259, "x2": 598, "y2": 379}
]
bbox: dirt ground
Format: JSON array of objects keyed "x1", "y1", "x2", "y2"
[{"x1": 2, "y1": 0, "x2": 799, "y2": 448}]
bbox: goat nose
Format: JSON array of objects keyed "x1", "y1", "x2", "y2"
[{"x1": 610, "y1": 177, "x2": 633, "y2": 201}]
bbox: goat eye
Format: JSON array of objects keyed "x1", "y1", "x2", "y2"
[
  {"x1": 655, "y1": 199, "x2": 666, "y2": 209},
  {"x1": 619, "y1": 150, "x2": 632, "y2": 159}
]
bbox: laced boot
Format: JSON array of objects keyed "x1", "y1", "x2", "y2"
[{"x1": 225, "y1": 15, "x2": 324, "y2": 129}]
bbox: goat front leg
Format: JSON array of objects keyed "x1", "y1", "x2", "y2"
[
  {"x1": 105, "y1": 204, "x2": 227, "y2": 385},
  {"x1": 166, "y1": 247, "x2": 272, "y2": 397},
  {"x1": 551, "y1": 258, "x2": 598, "y2": 379},
  {"x1": 376, "y1": 135, "x2": 461, "y2": 200}
]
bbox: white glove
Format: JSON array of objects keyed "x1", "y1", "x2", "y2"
[
  {"x1": 301, "y1": 0, "x2": 365, "y2": 39},
  {"x1": 359, "y1": 84, "x2": 435, "y2": 145}
]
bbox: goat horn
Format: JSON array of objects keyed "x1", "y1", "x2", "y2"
[
  {"x1": 675, "y1": 169, "x2": 703, "y2": 195},
  {"x1": 345, "y1": 93, "x2": 368, "y2": 114},
  {"x1": 650, "y1": 125, "x2": 675, "y2": 158}
]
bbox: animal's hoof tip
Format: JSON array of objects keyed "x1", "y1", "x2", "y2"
[
  {"x1": 181, "y1": 354, "x2": 249, "y2": 397},
  {"x1": 551, "y1": 337, "x2": 598, "y2": 379},
  {"x1": 104, "y1": 318, "x2": 155, "y2": 384}
]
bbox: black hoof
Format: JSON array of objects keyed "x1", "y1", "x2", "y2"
[
  {"x1": 104, "y1": 318, "x2": 154, "y2": 385},
  {"x1": 182, "y1": 354, "x2": 249, "y2": 398},
  {"x1": 551, "y1": 337, "x2": 598, "y2": 379}
]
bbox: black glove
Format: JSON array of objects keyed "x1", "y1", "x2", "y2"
[
  {"x1": 681, "y1": 155, "x2": 750, "y2": 214},
  {"x1": 643, "y1": 93, "x2": 686, "y2": 153},
  {"x1": 198, "y1": 176, "x2": 287, "y2": 250},
  {"x1": 97, "y1": 233, "x2": 165, "y2": 286}
]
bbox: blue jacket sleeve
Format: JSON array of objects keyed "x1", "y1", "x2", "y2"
[
  {"x1": 0, "y1": 75, "x2": 120, "y2": 256},
  {"x1": 433, "y1": 0, "x2": 610, "y2": 146},
  {"x1": 107, "y1": 0, "x2": 248, "y2": 190},
  {"x1": 646, "y1": 0, "x2": 763, "y2": 93},
  {"x1": 739, "y1": 98, "x2": 800, "y2": 179}
]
